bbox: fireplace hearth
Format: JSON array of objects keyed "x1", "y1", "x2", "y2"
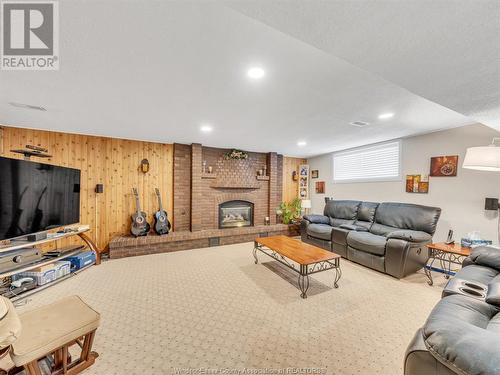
[{"x1": 219, "y1": 200, "x2": 254, "y2": 229}]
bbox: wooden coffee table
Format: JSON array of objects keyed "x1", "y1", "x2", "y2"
[{"x1": 253, "y1": 235, "x2": 341, "y2": 299}]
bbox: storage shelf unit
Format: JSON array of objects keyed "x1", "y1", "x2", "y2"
[
  {"x1": 10, "y1": 263, "x2": 94, "y2": 302},
  {"x1": 0, "y1": 227, "x2": 99, "y2": 301}
]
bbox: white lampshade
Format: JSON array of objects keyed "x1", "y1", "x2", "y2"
[
  {"x1": 463, "y1": 145, "x2": 500, "y2": 171},
  {"x1": 301, "y1": 199, "x2": 312, "y2": 209}
]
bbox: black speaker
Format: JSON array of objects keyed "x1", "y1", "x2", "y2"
[
  {"x1": 95, "y1": 184, "x2": 104, "y2": 194},
  {"x1": 485, "y1": 197, "x2": 499, "y2": 210}
]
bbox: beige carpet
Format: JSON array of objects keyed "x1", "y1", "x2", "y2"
[{"x1": 10, "y1": 242, "x2": 446, "y2": 375}]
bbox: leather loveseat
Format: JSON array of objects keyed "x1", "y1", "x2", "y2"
[
  {"x1": 405, "y1": 246, "x2": 500, "y2": 375},
  {"x1": 301, "y1": 200, "x2": 441, "y2": 278}
]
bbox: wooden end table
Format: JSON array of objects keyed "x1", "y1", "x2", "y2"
[
  {"x1": 425, "y1": 243, "x2": 471, "y2": 286},
  {"x1": 253, "y1": 235, "x2": 341, "y2": 299}
]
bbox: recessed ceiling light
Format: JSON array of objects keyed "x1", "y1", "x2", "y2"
[
  {"x1": 9, "y1": 102, "x2": 46, "y2": 111},
  {"x1": 200, "y1": 124, "x2": 213, "y2": 133},
  {"x1": 297, "y1": 141, "x2": 307, "y2": 147},
  {"x1": 378, "y1": 112, "x2": 394, "y2": 120},
  {"x1": 350, "y1": 121, "x2": 370, "y2": 128},
  {"x1": 247, "y1": 67, "x2": 265, "y2": 80}
]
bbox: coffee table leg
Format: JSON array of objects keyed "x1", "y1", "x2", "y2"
[
  {"x1": 298, "y1": 265, "x2": 310, "y2": 299},
  {"x1": 334, "y1": 259, "x2": 342, "y2": 288},
  {"x1": 253, "y1": 242, "x2": 259, "y2": 264}
]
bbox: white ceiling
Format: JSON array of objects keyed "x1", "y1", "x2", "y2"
[
  {"x1": 0, "y1": 1, "x2": 482, "y2": 157},
  {"x1": 227, "y1": 0, "x2": 500, "y2": 131}
]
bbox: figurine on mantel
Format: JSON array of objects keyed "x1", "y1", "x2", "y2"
[{"x1": 202, "y1": 160, "x2": 207, "y2": 173}]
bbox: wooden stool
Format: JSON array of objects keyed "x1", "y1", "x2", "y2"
[{"x1": 9, "y1": 296, "x2": 100, "y2": 375}]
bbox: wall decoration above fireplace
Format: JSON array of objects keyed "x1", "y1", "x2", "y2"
[{"x1": 219, "y1": 200, "x2": 254, "y2": 229}]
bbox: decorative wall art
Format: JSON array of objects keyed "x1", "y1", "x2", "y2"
[
  {"x1": 430, "y1": 155, "x2": 459, "y2": 177},
  {"x1": 406, "y1": 174, "x2": 429, "y2": 194},
  {"x1": 299, "y1": 164, "x2": 309, "y2": 198},
  {"x1": 311, "y1": 170, "x2": 319, "y2": 179},
  {"x1": 315, "y1": 181, "x2": 325, "y2": 194}
]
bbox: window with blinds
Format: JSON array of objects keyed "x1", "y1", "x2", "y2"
[{"x1": 333, "y1": 140, "x2": 401, "y2": 183}]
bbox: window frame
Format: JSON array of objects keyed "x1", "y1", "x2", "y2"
[{"x1": 332, "y1": 140, "x2": 402, "y2": 184}]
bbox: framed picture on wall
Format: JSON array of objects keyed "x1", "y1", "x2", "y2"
[
  {"x1": 406, "y1": 174, "x2": 429, "y2": 194},
  {"x1": 311, "y1": 170, "x2": 319, "y2": 179},
  {"x1": 315, "y1": 181, "x2": 325, "y2": 194},
  {"x1": 430, "y1": 155, "x2": 459, "y2": 177}
]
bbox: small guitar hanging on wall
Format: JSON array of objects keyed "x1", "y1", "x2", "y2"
[
  {"x1": 153, "y1": 188, "x2": 171, "y2": 235},
  {"x1": 130, "y1": 188, "x2": 150, "y2": 237}
]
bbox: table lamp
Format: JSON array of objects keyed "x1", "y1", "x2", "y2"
[{"x1": 301, "y1": 199, "x2": 312, "y2": 216}]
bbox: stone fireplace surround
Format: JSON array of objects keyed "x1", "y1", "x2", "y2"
[{"x1": 109, "y1": 143, "x2": 298, "y2": 259}]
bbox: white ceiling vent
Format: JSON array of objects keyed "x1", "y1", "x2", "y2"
[{"x1": 350, "y1": 121, "x2": 370, "y2": 128}]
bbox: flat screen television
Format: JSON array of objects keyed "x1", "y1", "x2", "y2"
[{"x1": 0, "y1": 156, "x2": 81, "y2": 241}]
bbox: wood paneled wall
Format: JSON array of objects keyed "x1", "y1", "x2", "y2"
[
  {"x1": 282, "y1": 157, "x2": 308, "y2": 202},
  {"x1": 0, "y1": 125, "x2": 173, "y2": 248},
  {"x1": 0, "y1": 125, "x2": 305, "y2": 248}
]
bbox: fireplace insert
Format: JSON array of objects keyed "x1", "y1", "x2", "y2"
[{"x1": 219, "y1": 200, "x2": 254, "y2": 229}]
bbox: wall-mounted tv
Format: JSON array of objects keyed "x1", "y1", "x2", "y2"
[{"x1": 0, "y1": 157, "x2": 81, "y2": 241}]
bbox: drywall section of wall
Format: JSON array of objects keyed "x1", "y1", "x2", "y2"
[{"x1": 308, "y1": 123, "x2": 500, "y2": 242}]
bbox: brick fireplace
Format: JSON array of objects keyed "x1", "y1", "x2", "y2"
[
  {"x1": 173, "y1": 144, "x2": 283, "y2": 231},
  {"x1": 108, "y1": 143, "x2": 298, "y2": 259}
]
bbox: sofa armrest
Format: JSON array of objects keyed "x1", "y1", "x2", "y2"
[
  {"x1": 423, "y1": 296, "x2": 500, "y2": 375},
  {"x1": 467, "y1": 246, "x2": 500, "y2": 271},
  {"x1": 339, "y1": 224, "x2": 369, "y2": 232},
  {"x1": 387, "y1": 230, "x2": 432, "y2": 243},
  {"x1": 385, "y1": 238, "x2": 430, "y2": 278},
  {"x1": 302, "y1": 215, "x2": 330, "y2": 225}
]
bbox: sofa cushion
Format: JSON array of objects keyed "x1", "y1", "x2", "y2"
[
  {"x1": 357, "y1": 202, "x2": 379, "y2": 222},
  {"x1": 347, "y1": 231, "x2": 387, "y2": 256},
  {"x1": 307, "y1": 224, "x2": 333, "y2": 241},
  {"x1": 324, "y1": 200, "x2": 361, "y2": 221},
  {"x1": 468, "y1": 246, "x2": 500, "y2": 272},
  {"x1": 373, "y1": 202, "x2": 441, "y2": 235},
  {"x1": 332, "y1": 227, "x2": 350, "y2": 246},
  {"x1": 386, "y1": 230, "x2": 432, "y2": 243},
  {"x1": 370, "y1": 223, "x2": 399, "y2": 237},
  {"x1": 302, "y1": 214, "x2": 330, "y2": 225},
  {"x1": 486, "y1": 282, "x2": 500, "y2": 308},
  {"x1": 330, "y1": 218, "x2": 355, "y2": 227}
]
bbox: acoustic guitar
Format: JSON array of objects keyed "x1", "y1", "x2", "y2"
[
  {"x1": 130, "y1": 188, "x2": 150, "y2": 237},
  {"x1": 153, "y1": 188, "x2": 171, "y2": 235}
]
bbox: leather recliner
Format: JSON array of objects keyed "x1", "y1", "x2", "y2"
[
  {"x1": 301, "y1": 200, "x2": 442, "y2": 278},
  {"x1": 405, "y1": 246, "x2": 500, "y2": 375}
]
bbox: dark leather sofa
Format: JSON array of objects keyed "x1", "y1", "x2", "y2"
[
  {"x1": 301, "y1": 200, "x2": 441, "y2": 278},
  {"x1": 405, "y1": 246, "x2": 500, "y2": 375}
]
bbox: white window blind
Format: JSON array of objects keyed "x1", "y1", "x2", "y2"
[{"x1": 333, "y1": 140, "x2": 401, "y2": 183}]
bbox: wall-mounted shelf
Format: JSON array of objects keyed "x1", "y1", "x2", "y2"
[
  {"x1": 202, "y1": 173, "x2": 217, "y2": 179},
  {"x1": 256, "y1": 175, "x2": 270, "y2": 181}
]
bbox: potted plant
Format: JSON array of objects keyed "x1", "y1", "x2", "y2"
[{"x1": 277, "y1": 198, "x2": 302, "y2": 224}]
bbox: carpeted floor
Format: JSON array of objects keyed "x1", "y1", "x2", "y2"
[{"x1": 10, "y1": 242, "x2": 446, "y2": 375}]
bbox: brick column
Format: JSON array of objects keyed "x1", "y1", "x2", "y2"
[
  {"x1": 191, "y1": 143, "x2": 203, "y2": 231},
  {"x1": 277, "y1": 154, "x2": 283, "y2": 205},
  {"x1": 268, "y1": 152, "x2": 279, "y2": 224},
  {"x1": 173, "y1": 144, "x2": 192, "y2": 232}
]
